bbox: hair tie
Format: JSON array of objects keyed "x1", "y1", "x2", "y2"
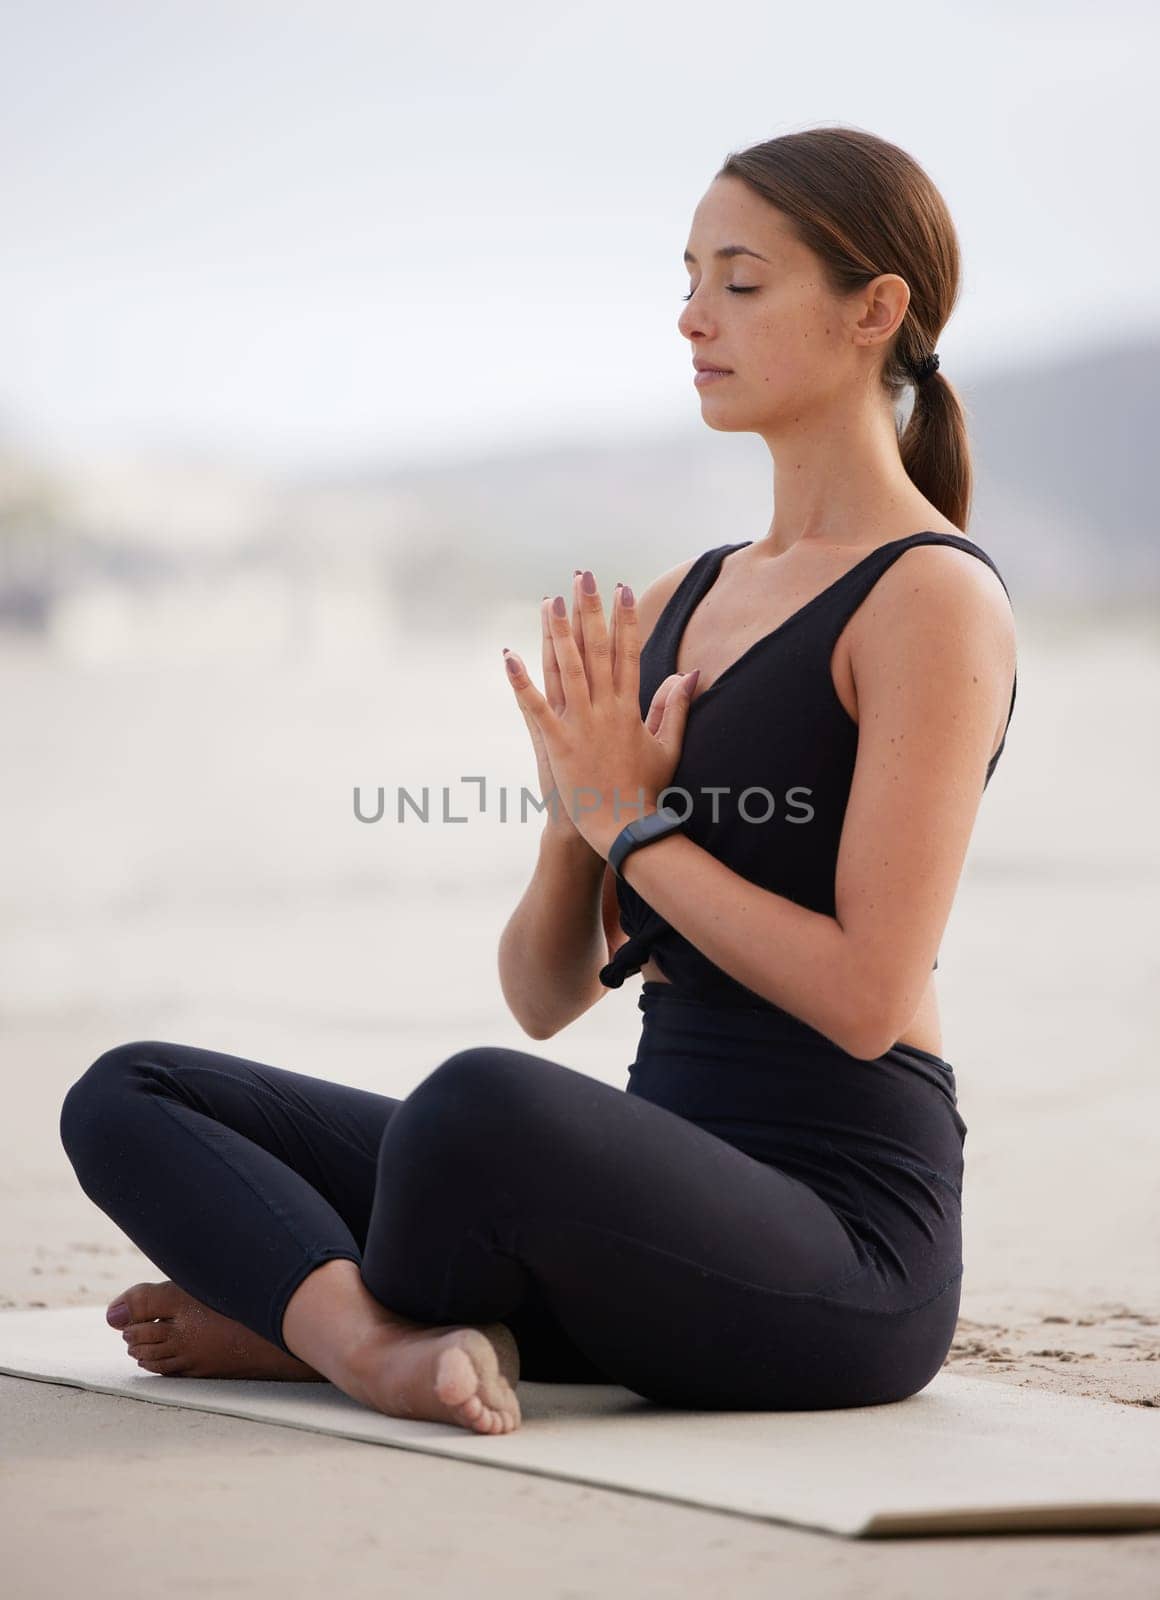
[{"x1": 911, "y1": 352, "x2": 940, "y2": 385}]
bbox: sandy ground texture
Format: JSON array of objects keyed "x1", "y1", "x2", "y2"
[{"x1": 2, "y1": 616, "x2": 1158, "y2": 1596}]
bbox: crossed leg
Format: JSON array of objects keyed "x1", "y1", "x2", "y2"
[
  {"x1": 60, "y1": 1038, "x2": 614, "y2": 1432},
  {"x1": 61, "y1": 1035, "x2": 883, "y2": 1428}
]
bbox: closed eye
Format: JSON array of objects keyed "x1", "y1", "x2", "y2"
[{"x1": 681, "y1": 286, "x2": 758, "y2": 301}]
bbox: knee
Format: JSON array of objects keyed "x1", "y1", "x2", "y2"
[
  {"x1": 59, "y1": 1041, "x2": 165, "y2": 1159},
  {"x1": 396, "y1": 1046, "x2": 589, "y2": 1170},
  {"x1": 408, "y1": 1046, "x2": 522, "y2": 1111},
  {"x1": 399, "y1": 1046, "x2": 551, "y2": 1145}
]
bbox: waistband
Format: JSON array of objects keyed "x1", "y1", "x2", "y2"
[{"x1": 636, "y1": 980, "x2": 960, "y2": 1106}]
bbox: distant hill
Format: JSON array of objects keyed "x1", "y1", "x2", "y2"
[
  {"x1": 2, "y1": 336, "x2": 1155, "y2": 642},
  {"x1": 311, "y1": 334, "x2": 1157, "y2": 620},
  {"x1": 966, "y1": 335, "x2": 1156, "y2": 606}
]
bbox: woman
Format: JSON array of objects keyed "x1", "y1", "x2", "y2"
[{"x1": 59, "y1": 126, "x2": 1017, "y2": 1437}]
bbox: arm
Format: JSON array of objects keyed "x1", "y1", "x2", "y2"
[
  {"x1": 609, "y1": 545, "x2": 1017, "y2": 1058},
  {"x1": 497, "y1": 554, "x2": 698, "y2": 1040},
  {"x1": 497, "y1": 840, "x2": 632, "y2": 1041},
  {"x1": 497, "y1": 827, "x2": 608, "y2": 1040}
]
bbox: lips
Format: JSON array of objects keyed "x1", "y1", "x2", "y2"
[{"x1": 693, "y1": 362, "x2": 733, "y2": 373}]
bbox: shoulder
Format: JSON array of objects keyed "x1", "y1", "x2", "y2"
[
  {"x1": 632, "y1": 550, "x2": 706, "y2": 648},
  {"x1": 850, "y1": 538, "x2": 1017, "y2": 721},
  {"x1": 855, "y1": 538, "x2": 1016, "y2": 657}
]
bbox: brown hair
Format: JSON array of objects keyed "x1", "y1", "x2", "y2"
[{"x1": 717, "y1": 126, "x2": 971, "y2": 530}]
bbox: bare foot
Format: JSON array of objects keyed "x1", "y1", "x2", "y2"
[
  {"x1": 109, "y1": 1274, "x2": 524, "y2": 1436},
  {"x1": 337, "y1": 1317, "x2": 522, "y2": 1435},
  {"x1": 106, "y1": 1281, "x2": 325, "y2": 1381}
]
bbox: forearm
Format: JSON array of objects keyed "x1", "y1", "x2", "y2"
[
  {"x1": 616, "y1": 830, "x2": 886, "y2": 1058},
  {"x1": 497, "y1": 826, "x2": 608, "y2": 1039}
]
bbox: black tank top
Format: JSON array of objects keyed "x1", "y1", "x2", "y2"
[{"x1": 598, "y1": 532, "x2": 1018, "y2": 1006}]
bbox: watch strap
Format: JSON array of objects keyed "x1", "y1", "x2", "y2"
[{"x1": 608, "y1": 806, "x2": 687, "y2": 879}]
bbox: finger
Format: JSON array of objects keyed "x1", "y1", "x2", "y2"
[
  {"x1": 546, "y1": 590, "x2": 591, "y2": 708},
  {"x1": 645, "y1": 674, "x2": 683, "y2": 735},
  {"x1": 571, "y1": 570, "x2": 587, "y2": 675},
  {"x1": 657, "y1": 669, "x2": 699, "y2": 742},
  {"x1": 612, "y1": 579, "x2": 639, "y2": 700},
  {"x1": 572, "y1": 569, "x2": 613, "y2": 701},
  {"x1": 609, "y1": 579, "x2": 622, "y2": 675},
  {"x1": 503, "y1": 649, "x2": 551, "y2": 720},
  {"x1": 540, "y1": 596, "x2": 566, "y2": 714}
]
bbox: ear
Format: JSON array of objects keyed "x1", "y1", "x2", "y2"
[{"x1": 853, "y1": 271, "x2": 911, "y2": 352}]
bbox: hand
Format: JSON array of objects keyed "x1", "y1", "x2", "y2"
[
  {"x1": 508, "y1": 578, "x2": 590, "y2": 844},
  {"x1": 508, "y1": 574, "x2": 693, "y2": 848},
  {"x1": 502, "y1": 568, "x2": 701, "y2": 859}
]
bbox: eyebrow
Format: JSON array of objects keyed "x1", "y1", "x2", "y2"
[{"x1": 683, "y1": 244, "x2": 771, "y2": 265}]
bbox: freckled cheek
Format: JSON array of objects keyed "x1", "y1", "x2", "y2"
[
  {"x1": 758, "y1": 301, "x2": 818, "y2": 351},
  {"x1": 752, "y1": 317, "x2": 785, "y2": 358},
  {"x1": 752, "y1": 317, "x2": 819, "y2": 384}
]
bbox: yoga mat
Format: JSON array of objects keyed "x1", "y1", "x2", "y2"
[{"x1": 2, "y1": 1306, "x2": 1157, "y2": 1539}]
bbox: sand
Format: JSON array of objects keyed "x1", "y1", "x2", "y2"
[{"x1": 2, "y1": 613, "x2": 1158, "y2": 1595}]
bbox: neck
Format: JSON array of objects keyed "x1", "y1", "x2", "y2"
[{"x1": 756, "y1": 389, "x2": 926, "y2": 559}]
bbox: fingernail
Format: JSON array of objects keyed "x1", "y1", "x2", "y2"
[
  {"x1": 620, "y1": 585, "x2": 634, "y2": 607},
  {"x1": 107, "y1": 1302, "x2": 130, "y2": 1327},
  {"x1": 552, "y1": 595, "x2": 566, "y2": 616},
  {"x1": 685, "y1": 668, "x2": 700, "y2": 692},
  {"x1": 505, "y1": 654, "x2": 520, "y2": 677},
  {"x1": 582, "y1": 569, "x2": 596, "y2": 594}
]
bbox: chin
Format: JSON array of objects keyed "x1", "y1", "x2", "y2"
[{"x1": 696, "y1": 405, "x2": 753, "y2": 434}]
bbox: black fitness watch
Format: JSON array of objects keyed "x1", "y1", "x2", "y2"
[{"x1": 607, "y1": 806, "x2": 687, "y2": 879}]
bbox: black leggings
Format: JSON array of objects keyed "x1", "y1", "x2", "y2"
[{"x1": 59, "y1": 983, "x2": 968, "y2": 1410}]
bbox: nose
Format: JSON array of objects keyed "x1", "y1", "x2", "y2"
[{"x1": 678, "y1": 294, "x2": 711, "y2": 342}]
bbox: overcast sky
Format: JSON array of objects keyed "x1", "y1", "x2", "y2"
[{"x1": 1, "y1": 0, "x2": 1155, "y2": 474}]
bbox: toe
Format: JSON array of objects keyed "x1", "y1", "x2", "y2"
[
  {"x1": 126, "y1": 1334, "x2": 178, "y2": 1362},
  {"x1": 136, "y1": 1353, "x2": 187, "y2": 1375},
  {"x1": 108, "y1": 1280, "x2": 182, "y2": 1329},
  {"x1": 122, "y1": 1320, "x2": 169, "y2": 1347}
]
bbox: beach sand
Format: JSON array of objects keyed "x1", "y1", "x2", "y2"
[{"x1": 2, "y1": 615, "x2": 1157, "y2": 1594}]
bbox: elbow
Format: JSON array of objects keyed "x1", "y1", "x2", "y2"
[
  {"x1": 498, "y1": 986, "x2": 559, "y2": 1042},
  {"x1": 513, "y1": 985, "x2": 603, "y2": 1042},
  {"x1": 842, "y1": 992, "x2": 923, "y2": 1062},
  {"x1": 518, "y1": 1015, "x2": 559, "y2": 1043},
  {"x1": 830, "y1": 963, "x2": 911, "y2": 1062},
  {"x1": 496, "y1": 975, "x2": 565, "y2": 1041},
  {"x1": 496, "y1": 941, "x2": 548, "y2": 1040},
  {"x1": 840, "y1": 1018, "x2": 899, "y2": 1062}
]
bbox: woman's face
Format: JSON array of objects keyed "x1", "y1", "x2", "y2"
[{"x1": 679, "y1": 174, "x2": 893, "y2": 429}]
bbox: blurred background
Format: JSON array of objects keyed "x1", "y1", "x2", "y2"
[{"x1": 2, "y1": 1, "x2": 1157, "y2": 1380}]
